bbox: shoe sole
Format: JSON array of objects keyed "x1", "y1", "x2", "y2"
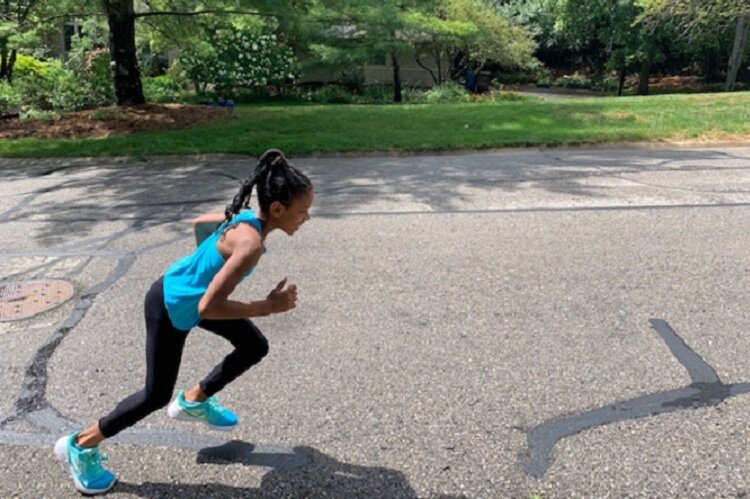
[
  {"x1": 167, "y1": 400, "x2": 237, "y2": 432},
  {"x1": 54, "y1": 436, "x2": 117, "y2": 496}
]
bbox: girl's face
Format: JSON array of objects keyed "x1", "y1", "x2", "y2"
[{"x1": 273, "y1": 189, "x2": 314, "y2": 235}]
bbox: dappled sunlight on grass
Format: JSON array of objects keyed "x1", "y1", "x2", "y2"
[{"x1": 485, "y1": 122, "x2": 524, "y2": 131}]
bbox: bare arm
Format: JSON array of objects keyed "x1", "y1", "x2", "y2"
[
  {"x1": 193, "y1": 212, "x2": 227, "y2": 246},
  {"x1": 198, "y1": 239, "x2": 271, "y2": 319},
  {"x1": 197, "y1": 227, "x2": 298, "y2": 320}
]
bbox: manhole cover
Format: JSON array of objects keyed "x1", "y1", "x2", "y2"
[{"x1": 0, "y1": 279, "x2": 76, "y2": 321}]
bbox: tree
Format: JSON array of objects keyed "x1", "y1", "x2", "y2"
[
  {"x1": 726, "y1": 13, "x2": 750, "y2": 91},
  {"x1": 312, "y1": 0, "x2": 428, "y2": 102},
  {"x1": 551, "y1": 0, "x2": 663, "y2": 95},
  {"x1": 102, "y1": 0, "x2": 143, "y2": 104},
  {"x1": 638, "y1": 0, "x2": 750, "y2": 91},
  {"x1": 312, "y1": 0, "x2": 534, "y2": 100},
  {"x1": 44, "y1": 1, "x2": 306, "y2": 105},
  {"x1": 0, "y1": 0, "x2": 43, "y2": 82},
  {"x1": 408, "y1": 0, "x2": 536, "y2": 85}
]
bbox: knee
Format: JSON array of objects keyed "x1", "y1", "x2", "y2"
[
  {"x1": 237, "y1": 335, "x2": 269, "y2": 364},
  {"x1": 144, "y1": 388, "x2": 173, "y2": 410},
  {"x1": 248, "y1": 335, "x2": 269, "y2": 363},
  {"x1": 255, "y1": 336, "x2": 269, "y2": 361}
]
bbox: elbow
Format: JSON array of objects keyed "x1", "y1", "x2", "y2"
[{"x1": 198, "y1": 298, "x2": 213, "y2": 319}]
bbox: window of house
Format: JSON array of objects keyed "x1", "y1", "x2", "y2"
[{"x1": 63, "y1": 23, "x2": 83, "y2": 52}]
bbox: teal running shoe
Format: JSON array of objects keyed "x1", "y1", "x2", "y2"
[
  {"x1": 54, "y1": 433, "x2": 116, "y2": 495},
  {"x1": 167, "y1": 390, "x2": 238, "y2": 431}
]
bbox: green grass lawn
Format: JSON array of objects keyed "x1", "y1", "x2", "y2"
[{"x1": 2, "y1": 92, "x2": 750, "y2": 158}]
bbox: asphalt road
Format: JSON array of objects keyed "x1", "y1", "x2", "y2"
[{"x1": 1, "y1": 145, "x2": 749, "y2": 498}]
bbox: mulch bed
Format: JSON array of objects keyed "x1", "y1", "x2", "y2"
[{"x1": 0, "y1": 104, "x2": 232, "y2": 140}]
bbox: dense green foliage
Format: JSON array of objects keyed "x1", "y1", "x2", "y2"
[{"x1": 0, "y1": 0, "x2": 747, "y2": 112}]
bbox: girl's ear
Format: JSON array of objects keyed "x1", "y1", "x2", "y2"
[{"x1": 269, "y1": 200, "x2": 285, "y2": 218}]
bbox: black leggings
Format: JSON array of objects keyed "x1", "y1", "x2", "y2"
[{"x1": 98, "y1": 277, "x2": 269, "y2": 438}]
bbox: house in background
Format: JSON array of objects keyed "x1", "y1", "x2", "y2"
[
  {"x1": 364, "y1": 52, "x2": 449, "y2": 88},
  {"x1": 300, "y1": 49, "x2": 450, "y2": 89},
  {"x1": 299, "y1": 25, "x2": 451, "y2": 89},
  {"x1": 45, "y1": 22, "x2": 83, "y2": 58}
]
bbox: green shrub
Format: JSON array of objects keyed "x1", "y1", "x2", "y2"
[
  {"x1": 14, "y1": 70, "x2": 57, "y2": 110},
  {"x1": 11, "y1": 53, "x2": 112, "y2": 111},
  {"x1": 13, "y1": 54, "x2": 51, "y2": 80},
  {"x1": 85, "y1": 49, "x2": 115, "y2": 105},
  {"x1": 50, "y1": 74, "x2": 98, "y2": 111},
  {"x1": 534, "y1": 67, "x2": 553, "y2": 87},
  {"x1": 553, "y1": 74, "x2": 592, "y2": 89},
  {"x1": 308, "y1": 85, "x2": 354, "y2": 104},
  {"x1": 334, "y1": 67, "x2": 365, "y2": 94},
  {"x1": 0, "y1": 81, "x2": 21, "y2": 113},
  {"x1": 15, "y1": 61, "x2": 107, "y2": 112},
  {"x1": 403, "y1": 87, "x2": 428, "y2": 104},
  {"x1": 361, "y1": 84, "x2": 393, "y2": 104},
  {"x1": 493, "y1": 72, "x2": 533, "y2": 85},
  {"x1": 180, "y1": 24, "x2": 298, "y2": 95},
  {"x1": 591, "y1": 76, "x2": 620, "y2": 93},
  {"x1": 423, "y1": 82, "x2": 471, "y2": 103},
  {"x1": 143, "y1": 75, "x2": 185, "y2": 103}
]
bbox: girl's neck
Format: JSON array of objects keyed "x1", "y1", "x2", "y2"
[{"x1": 256, "y1": 212, "x2": 275, "y2": 238}]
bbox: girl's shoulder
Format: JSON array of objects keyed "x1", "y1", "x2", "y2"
[{"x1": 232, "y1": 209, "x2": 263, "y2": 234}]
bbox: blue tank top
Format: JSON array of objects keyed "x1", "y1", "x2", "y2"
[{"x1": 163, "y1": 210, "x2": 264, "y2": 331}]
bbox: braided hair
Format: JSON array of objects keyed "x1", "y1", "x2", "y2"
[{"x1": 224, "y1": 149, "x2": 312, "y2": 223}]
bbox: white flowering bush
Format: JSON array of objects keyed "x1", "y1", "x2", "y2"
[{"x1": 180, "y1": 26, "x2": 298, "y2": 95}]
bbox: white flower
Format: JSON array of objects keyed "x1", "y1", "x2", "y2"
[{"x1": 252, "y1": 43, "x2": 258, "y2": 51}]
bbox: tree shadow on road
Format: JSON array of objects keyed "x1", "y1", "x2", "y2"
[
  {"x1": 115, "y1": 443, "x2": 467, "y2": 499},
  {"x1": 1, "y1": 147, "x2": 749, "y2": 246}
]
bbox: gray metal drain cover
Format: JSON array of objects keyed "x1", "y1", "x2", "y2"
[{"x1": 0, "y1": 279, "x2": 76, "y2": 321}]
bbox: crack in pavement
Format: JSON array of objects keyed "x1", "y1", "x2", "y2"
[{"x1": 0, "y1": 217, "x2": 306, "y2": 472}]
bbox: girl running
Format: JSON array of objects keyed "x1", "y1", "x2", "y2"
[{"x1": 54, "y1": 149, "x2": 313, "y2": 494}]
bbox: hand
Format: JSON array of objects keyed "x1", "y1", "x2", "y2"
[{"x1": 265, "y1": 277, "x2": 297, "y2": 314}]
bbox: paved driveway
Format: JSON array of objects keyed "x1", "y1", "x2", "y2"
[{"x1": 1, "y1": 146, "x2": 749, "y2": 498}]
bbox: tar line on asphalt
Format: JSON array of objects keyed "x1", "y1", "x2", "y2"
[
  {"x1": 0, "y1": 226, "x2": 307, "y2": 471},
  {"x1": 520, "y1": 319, "x2": 750, "y2": 477}
]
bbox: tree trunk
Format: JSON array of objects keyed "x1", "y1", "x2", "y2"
[
  {"x1": 726, "y1": 14, "x2": 750, "y2": 92},
  {"x1": 6, "y1": 49, "x2": 15, "y2": 83},
  {"x1": 436, "y1": 50, "x2": 443, "y2": 86},
  {"x1": 391, "y1": 53, "x2": 402, "y2": 103},
  {"x1": 103, "y1": 0, "x2": 145, "y2": 105},
  {"x1": 0, "y1": 45, "x2": 7, "y2": 81},
  {"x1": 637, "y1": 60, "x2": 651, "y2": 96},
  {"x1": 617, "y1": 64, "x2": 626, "y2": 96},
  {"x1": 449, "y1": 50, "x2": 467, "y2": 82},
  {"x1": 0, "y1": 45, "x2": 14, "y2": 83},
  {"x1": 0, "y1": 0, "x2": 6, "y2": 80}
]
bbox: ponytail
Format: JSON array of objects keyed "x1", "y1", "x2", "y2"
[{"x1": 224, "y1": 149, "x2": 311, "y2": 223}]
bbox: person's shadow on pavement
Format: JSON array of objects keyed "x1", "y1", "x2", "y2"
[{"x1": 115, "y1": 441, "x2": 467, "y2": 498}]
